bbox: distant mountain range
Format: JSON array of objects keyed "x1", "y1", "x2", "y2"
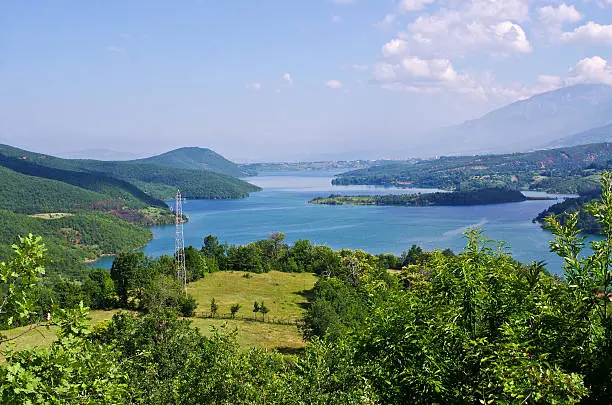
[{"x1": 421, "y1": 84, "x2": 612, "y2": 156}]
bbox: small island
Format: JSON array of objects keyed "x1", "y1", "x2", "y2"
[{"x1": 309, "y1": 188, "x2": 554, "y2": 207}]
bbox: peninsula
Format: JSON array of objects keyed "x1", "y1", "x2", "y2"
[{"x1": 309, "y1": 188, "x2": 553, "y2": 207}]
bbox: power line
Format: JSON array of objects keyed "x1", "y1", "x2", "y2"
[{"x1": 175, "y1": 190, "x2": 186, "y2": 292}]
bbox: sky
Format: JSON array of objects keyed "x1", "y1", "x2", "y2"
[{"x1": 1, "y1": 0, "x2": 611, "y2": 162}]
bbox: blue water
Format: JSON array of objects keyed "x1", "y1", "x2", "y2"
[{"x1": 92, "y1": 171, "x2": 587, "y2": 275}]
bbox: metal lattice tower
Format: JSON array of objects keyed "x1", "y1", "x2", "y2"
[{"x1": 175, "y1": 190, "x2": 187, "y2": 292}]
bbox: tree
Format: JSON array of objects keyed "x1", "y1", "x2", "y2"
[
  {"x1": 82, "y1": 268, "x2": 116, "y2": 310},
  {"x1": 140, "y1": 274, "x2": 195, "y2": 316},
  {"x1": 184, "y1": 246, "x2": 207, "y2": 281},
  {"x1": 201, "y1": 234, "x2": 227, "y2": 269},
  {"x1": 252, "y1": 301, "x2": 260, "y2": 318},
  {"x1": 110, "y1": 251, "x2": 152, "y2": 306},
  {"x1": 259, "y1": 302, "x2": 269, "y2": 322},
  {"x1": 230, "y1": 303, "x2": 240, "y2": 318},
  {"x1": 0, "y1": 234, "x2": 48, "y2": 335},
  {"x1": 210, "y1": 298, "x2": 218, "y2": 316}
]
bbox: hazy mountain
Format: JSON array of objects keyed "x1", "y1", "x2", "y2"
[
  {"x1": 130, "y1": 147, "x2": 252, "y2": 177},
  {"x1": 543, "y1": 123, "x2": 612, "y2": 149},
  {"x1": 421, "y1": 84, "x2": 612, "y2": 156}
]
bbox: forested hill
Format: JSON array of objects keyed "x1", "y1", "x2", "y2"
[
  {"x1": 333, "y1": 142, "x2": 612, "y2": 194},
  {"x1": 310, "y1": 188, "x2": 530, "y2": 207},
  {"x1": 0, "y1": 144, "x2": 261, "y2": 200},
  {"x1": 131, "y1": 147, "x2": 255, "y2": 177}
]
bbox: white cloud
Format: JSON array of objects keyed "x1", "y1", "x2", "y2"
[
  {"x1": 332, "y1": 15, "x2": 342, "y2": 23},
  {"x1": 401, "y1": 57, "x2": 458, "y2": 82},
  {"x1": 381, "y1": 39, "x2": 408, "y2": 57},
  {"x1": 538, "y1": 4, "x2": 582, "y2": 25},
  {"x1": 326, "y1": 80, "x2": 343, "y2": 89},
  {"x1": 246, "y1": 82, "x2": 262, "y2": 90},
  {"x1": 283, "y1": 73, "x2": 293, "y2": 85},
  {"x1": 566, "y1": 56, "x2": 612, "y2": 85},
  {"x1": 399, "y1": 0, "x2": 435, "y2": 12},
  {"x1": 393, "y1": 0, "x2": 532, "y2": 58},
  {"x1": 561, "y1": 21, "x2": 612, "y2": 45},
  {"x1": 351, "y1": 64, "x2": 369, "y2": 71}
]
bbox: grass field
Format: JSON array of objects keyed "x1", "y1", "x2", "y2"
[
  {"x1": 187, "y1": 270, "x2": 317, "y2": 351},
  {"x1": 188, "y1": 270, "x2": 317, "y2": 321},
  {"x1": 2, "y1": 271, "x2": 318, "y2": 356},
  {"x1": 1, "y1": 310, "x2": 120, "y2": 361}
]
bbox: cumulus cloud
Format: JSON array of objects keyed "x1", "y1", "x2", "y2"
[
  {"x1": 566, "y1": 56, "x2": 612, "y2": 85},
  {"x1": 561, "y1": 22, "x2": 612, "y2": 45},
  {"x1": 382, "y1": 39, "x2": 408, "y2": 57},
  {"x1": 246, "y1": 82, "x2": 262, "y2": 90},
  {"x1": 332, "y1": 15, "x2": 342, "y2": 23},
  {"x1": 399, "y1": 0, "x2": 435, "y2": 12},
  {"x1": 538, "y1": 4, "x2": 582, "y2": 25},
  {"x1": 326, "y1": 80, "x2": 343, "y2": 89},
  {"x1": 386, "y1": 0, "x2": 532, "y2": 58}
]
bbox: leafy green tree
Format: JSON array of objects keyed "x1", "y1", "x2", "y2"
[
  {"x1": 210, "y1": 297, "x2": 218, "y2": 316},
  {"x1": 227, "y1": 243, "x2": 267, "y2": 273},
  {"x1": 253, "y1": 301, "x2": 260, "y2": 318},
  {"x1": 259, "y1": 301, "x2": 269, "y2": 322},
  {"x1": 82, "y1": 269, "x2": 116, "y2": 310},
  {"x1": 0, "y1": 234, "x2": 47, "y2": 331},
  {"x1": 201, "y1": 234, "x2": 227, "y2": 269},
  {"x1": 400, "y1": 244, "x2": 425, "y2": 267},
  {"x1": 140, "y1": 274, "x2": 195, "y2": 317},
  {"x1": 230, "y1": 303, "x2": 240, "y2": 318},
  {"x1": 109, "y1": 251, "x2": 152, "y2": 306},
  {"x1": 290, "y1": 239, "x2": 314, "y2": 272},
  {"x1": 184, "y1": 246, "x2": 207, "y2": 281}
]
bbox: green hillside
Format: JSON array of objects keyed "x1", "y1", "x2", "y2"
[
  {"x1": 132, "y1": 147, "x2": 254, "y2": 177},
  {"x1": 0, "y1": 166, "x2": 127, "y2": 214},
  {"x1": 333, "y1": 142, "x2": 612, "y2": 194},
  {"x1": 0, "y1": 144, "x2": 261, "y2": 199},
  {"x1": 0, "y1": 155, "x2": 164, "y2": 209},
  {"x1": 85, "y1": 161, "x2": 261, "y2": 199},
  {"x1": 0, "y1": 209, "x2": 151, "y2": 277}
]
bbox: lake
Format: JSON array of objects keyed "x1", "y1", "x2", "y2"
[{"x1": 92, "y1": 171, "x2": 584, "y2": 275}]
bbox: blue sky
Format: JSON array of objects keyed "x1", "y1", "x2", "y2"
[{"x1": 1, "y1": 0, "x2": 611, "y2": 161}]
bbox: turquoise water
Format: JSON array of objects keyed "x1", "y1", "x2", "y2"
[{"x1": 92, "y1": 171, "x2": 585, "y2": 275}]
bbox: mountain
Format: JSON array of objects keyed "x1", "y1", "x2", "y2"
[
  {"x1": 131, "y1": 147, "x2": 254, "y2": 177},
  {"x1": 543, "y1": 123, "x2": 612, "y2": 149},
  {"x1": 0, "y1": 144, "x2": 261, "y2": 200},
  {"x1": 421, "y1": 84, "x2": 612, "y2": 156}
]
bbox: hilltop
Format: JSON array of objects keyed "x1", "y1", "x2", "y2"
[{"x1": 132, "y1": 147, "x2": 254, "y2": 177}]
